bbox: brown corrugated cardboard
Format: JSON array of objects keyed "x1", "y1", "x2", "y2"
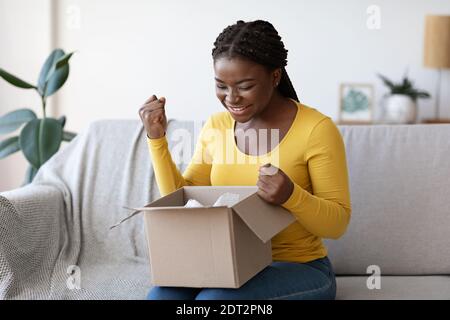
[{"x1": 135, "y1": 186, "x2": 296, "y2": 288}]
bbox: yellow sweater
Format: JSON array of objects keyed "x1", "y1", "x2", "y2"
[{"x1": 146, "y1": 101, "x2": 351, "y2": 263}]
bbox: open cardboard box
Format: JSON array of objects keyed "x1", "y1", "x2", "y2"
[{"x1": 132, "y1": 186, "x2": 296, "y2": 288}]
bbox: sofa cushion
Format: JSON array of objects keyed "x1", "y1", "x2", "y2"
[
  {"x1": 324, "y1": 124, "x2": 450, "y2": 276},
  {"x1": 336, "y1": 276, "x2": 450, "y2": 300}
]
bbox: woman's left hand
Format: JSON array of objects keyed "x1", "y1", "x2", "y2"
[{"x1": 256, "y1": 163, "x2": 294, "y2": 205}]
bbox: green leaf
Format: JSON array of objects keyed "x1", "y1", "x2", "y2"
[
  {"x1": 38, "y1": 49, "x2": 65, "y2": 95},
  {"x1": 377, "y1": 74, "x2": 394, "y2": 90},
  {"x1": 0, "y1": 68, "x2": 37, "y2": 89},
  {"x1": 62, "y1": 131, "x2": 76, "y2": 141},
  {"x1": 417, "y1": 92, "x2": 431, "y2": 99},
  {"x1": 44, "y1": 52, "x2": 74, "y2": 84},
  {"x1": 55, "y1": 52, "x2": 75, "y2": 70},
  {"x1": 19, "y1": 118, "x2": 63, "y2": 169},
  {"x1": 57, "y1": 115, "x2": 66, "y2": 128},
  {"x1": 44, "y1": 64, "x2": 70, "y2": 97},
  {"x1": 402, "y1": 77, "x2": 413, "y2": 90},
  {"x1": 0, "y1": 136, "x2": 20, "y2": 159},
  {"x1": 22, "y1": 165, "x2": 38, "y2": 186},
  {"x1": 0, "y1": 108, "x2": 37, "y2": 134},
  {"x1": 37, "y1": 49, "x2": 74, "y2": 97},
  {"x1": 379, "y1": 72, "x2": 430, "y2": 101}
]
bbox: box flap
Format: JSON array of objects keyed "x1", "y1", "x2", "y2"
[
  {"x1": 147, "y1": 187, "x2": 185, "y2": 207},
  {"x1": 231, "y1": 190, "x2": 296, "y2": 243},
  {"x1": 109, "y1": 188, "x2": 185, "y2": 229}
]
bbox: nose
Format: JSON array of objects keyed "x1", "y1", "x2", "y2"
[{"x1": 225, "y1": 88, "x2": 240, "y2": 105}]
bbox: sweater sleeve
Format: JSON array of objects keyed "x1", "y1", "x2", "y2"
[
  {"x1": 147, "y1": 118, "x2": 213, "y2": 196},
  {"x1": 281, "y1": 117, "x2": 352, "y2": 239}
]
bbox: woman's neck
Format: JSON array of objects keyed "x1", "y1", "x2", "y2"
[{"x1": 250, "y1": 91, "x2": 290, "y2": 125}]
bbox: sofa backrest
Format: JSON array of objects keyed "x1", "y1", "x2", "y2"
[
  {"x1": 167, "y1": 121, "x2": 450, "y2": 276},
  {"x1": 324, "y1": 124, "x2": 450, "y2": 275}
]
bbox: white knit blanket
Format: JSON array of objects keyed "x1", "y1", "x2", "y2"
[{"x1": 0, "y1": 119, "x2": 189, "y2": 299}]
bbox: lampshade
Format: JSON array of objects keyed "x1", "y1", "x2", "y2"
[{"x1": 424, "y1": 15, "x2": 450, "y2": 69}]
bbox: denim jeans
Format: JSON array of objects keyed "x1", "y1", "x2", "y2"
[{"x1": 146, "y1": 256, "x2": 336, "y2": 300}]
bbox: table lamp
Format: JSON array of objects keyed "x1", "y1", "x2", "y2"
[{"x1": 423, "y1": 15, "x2": 450, "y2": 123}]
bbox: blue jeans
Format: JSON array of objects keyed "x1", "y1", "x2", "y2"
[{"x1": 146, "y1": 256, "x2": 336, "y2": 300}]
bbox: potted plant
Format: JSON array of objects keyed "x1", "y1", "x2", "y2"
[
  {"x1": 377, "y1": 73, "x2": 431, "y2": 124},
  {"x1": 0, "y1": 48, "x2": 76, "y2": 185}
]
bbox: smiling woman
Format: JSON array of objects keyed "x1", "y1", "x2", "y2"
[{"x1": 139, "y1": 19, "x2": 351, "y2": 301}]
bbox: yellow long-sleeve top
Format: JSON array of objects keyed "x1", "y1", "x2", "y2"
[{"x1": 146, "y1": 100, "x2": 351, "y2": 263}]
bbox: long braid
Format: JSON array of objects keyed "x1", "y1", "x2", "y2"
[{"x1": 212, "y1": 20, "x2": 299, "y2": 102}]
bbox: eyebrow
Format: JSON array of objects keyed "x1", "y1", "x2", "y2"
[{"x1": 215, "y1": 77, "x2": 255, "y2": 84}]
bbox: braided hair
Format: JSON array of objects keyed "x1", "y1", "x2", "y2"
[{"x1": 212, "y1": 20, "x2": 299, "y2": 102}]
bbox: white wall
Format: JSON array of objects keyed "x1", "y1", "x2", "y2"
[
  {"x1": 54, "y1": 0, "x2": 450, "y2": 133},
  {"x1": 0, "y1": 0, "x2": 53, "y2": 191},
  {"x1": 1, "y1": 0, "x2": 450, "y2": 191}
]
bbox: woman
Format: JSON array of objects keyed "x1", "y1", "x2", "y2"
[{"x1": 139, "y1": 20, "x2": 351, "y2": 300}]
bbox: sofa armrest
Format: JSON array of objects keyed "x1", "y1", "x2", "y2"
[
  {"x1": 0, "y1": 184, "x2": 66, "y2": 299},
  {"x1": 1, "y1": 184, "x2": 65, "y2": 215}
]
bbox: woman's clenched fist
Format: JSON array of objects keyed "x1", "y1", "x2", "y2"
[
  {"x1": 139, "y1": 95, "x2": 168, "y2": 139},
  {"x1": 256, "y1": 163, "x2": 294, "y2": 205}
]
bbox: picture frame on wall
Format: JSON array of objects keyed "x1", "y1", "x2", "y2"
[{"x1": 338, "y1": 83, "x2": 374, "y2": 124}]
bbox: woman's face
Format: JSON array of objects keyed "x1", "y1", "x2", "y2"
[{"x1": 213, "y1": 56, "x2": 280, "y2": 123}]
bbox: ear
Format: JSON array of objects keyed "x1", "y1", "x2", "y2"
[{"x1": 272, "y1": 68, "x2": 282, "y2": 87}]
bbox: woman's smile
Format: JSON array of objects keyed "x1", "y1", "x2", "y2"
[{"x1": 226, "y1": 104, "x2": 253, "y2": 116}]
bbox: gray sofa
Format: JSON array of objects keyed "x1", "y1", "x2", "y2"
[{"x1": 1, "y1": 119, "x2": 449, "y2": 300}]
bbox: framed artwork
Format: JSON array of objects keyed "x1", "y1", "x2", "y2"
[{"x1": 338, "y1": 83, "x2": 374, "y2": 124}]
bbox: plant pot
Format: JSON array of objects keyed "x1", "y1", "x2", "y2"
[{"x1": 383, "y1": 94, "x2": 417, "y2": 124}]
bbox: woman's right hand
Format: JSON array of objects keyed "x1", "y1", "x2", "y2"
[{"x1": 139, "y1": 95, "x2": 168, "y2": 139}]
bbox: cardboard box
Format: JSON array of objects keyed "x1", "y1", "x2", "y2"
[{"x1": 135, "y1": 186, "x2": 296, "y2": 288}]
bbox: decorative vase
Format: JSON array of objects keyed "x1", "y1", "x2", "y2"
[{"x1": 384, "y1": 94, "x2": 417, "y2": 124}]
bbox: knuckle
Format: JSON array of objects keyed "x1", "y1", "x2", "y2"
[
  {"x1": 139, "y1": 106, "x2": 147, "y2": 115},
  {"x1": 143, "y1": 111, "x2": 152, "y2": 119},
  {"x1": 274, "y1": 183, "x2": 282, "y2": 192}
]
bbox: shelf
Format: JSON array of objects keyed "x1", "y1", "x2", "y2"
[
  {"x1": 336, "y1": 121, "x2": 375, "y2": 125},
  {"x1": 421, "y1": 118, "x2": 450, "y2": 124}
]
